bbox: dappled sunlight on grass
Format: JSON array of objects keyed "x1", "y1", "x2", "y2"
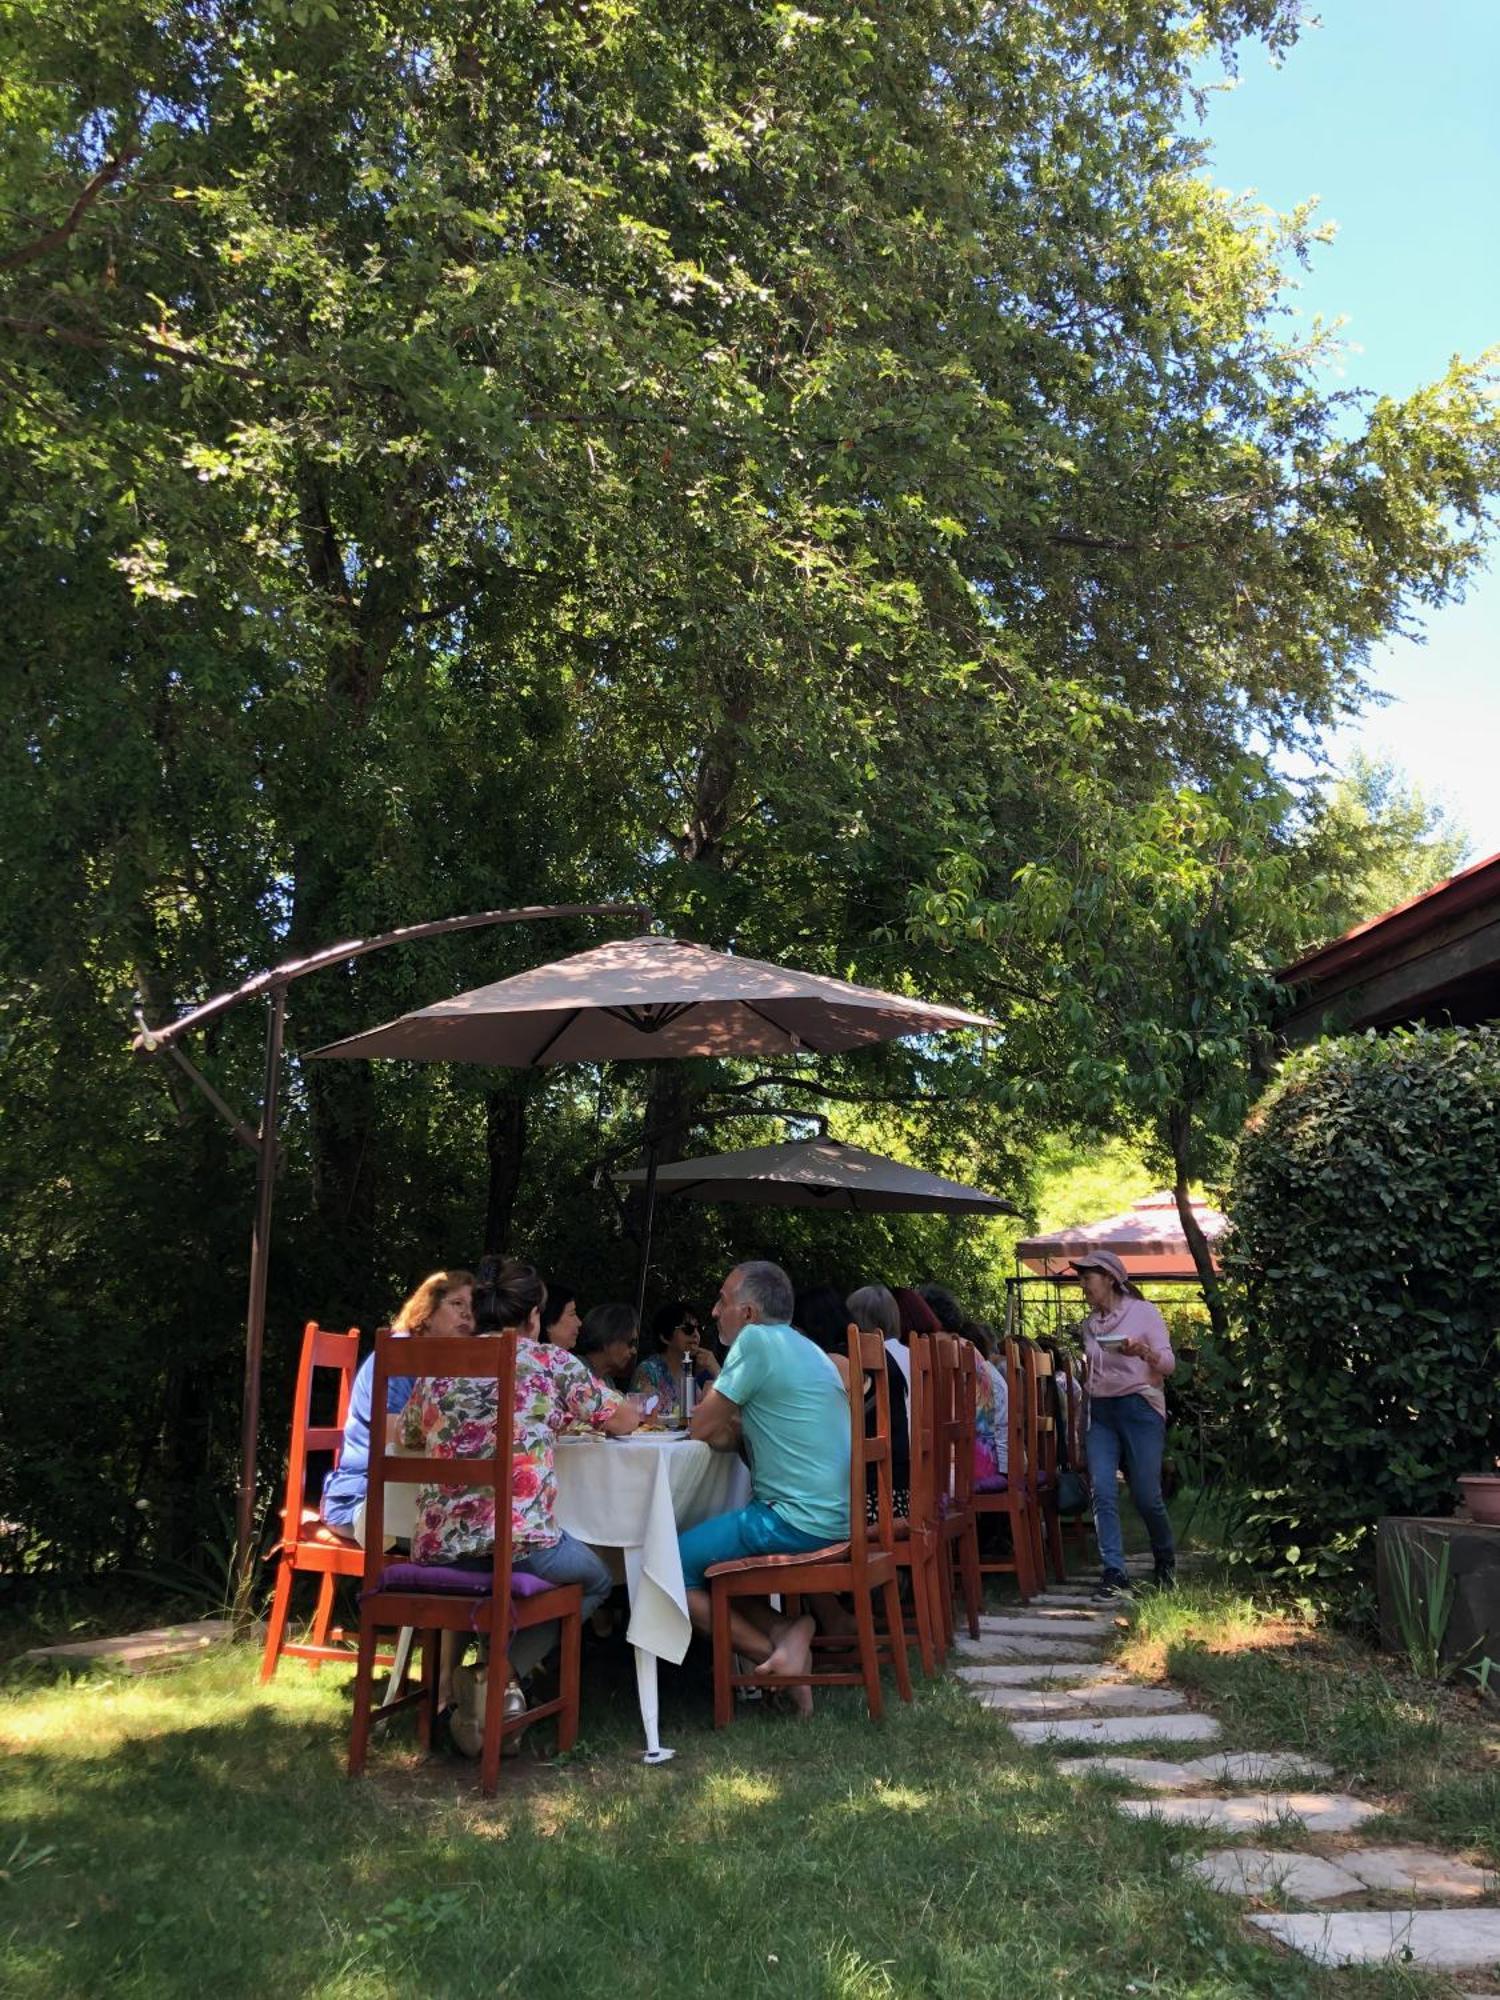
[{"x1": 1117, "y1": 1581, "x2": 1309, "y2": 1679}]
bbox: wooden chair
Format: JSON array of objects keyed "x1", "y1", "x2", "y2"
[
  {"x1": 934, "y1": 1334, "x2": 982, "y2": 1643},
  {"x1": 971, "y1": 1338, "x2": 1041, "y2": 1601},
  {"x1": 347, "y1": 1330, "x2": 583, "y2": 1796},
  {"x1": 260, "y1": 1322, "x2": 372, "y2": 1683},
  {"x1": 891, "y1": 1333, "x2": 942, "y2": 1674},
  {"x1": 1026, "y1": 1344, "x2": 1067, "y2": 1584},
  {"x1": 707, "y1": 1327, "x2": 913, "y2": 1725},
  {"x1": 1056, "y1": 1353, "x2": 1094, "y2": 1566}
]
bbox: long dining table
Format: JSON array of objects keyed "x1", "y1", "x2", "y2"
[{"x1": 554, "y1": 1430, "x2": 750, "y2": 1761}]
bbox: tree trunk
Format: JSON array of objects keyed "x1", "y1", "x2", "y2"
[
  {"x1": 482, "y1": 1087, "x2": 529, "y2": 1257},
  {"x1": 1171, "y1": 1164, "x2": 1230, "y2": 1342}
]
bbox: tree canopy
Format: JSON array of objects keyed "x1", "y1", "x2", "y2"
[{"x1": 2, "y1": 0, "x2": 1496, "y2": 1571}]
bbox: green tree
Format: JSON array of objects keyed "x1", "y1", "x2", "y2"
[
  {"x1": 1305, "y1": 751, "x2": 1470, "y2": 937},
  {"x1": 2, "y1": 0, "x2": 1498, "y2": 1573}
]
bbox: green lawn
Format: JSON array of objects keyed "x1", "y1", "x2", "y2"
[
  {"x1": 0, "y1": 1608, "x2": 1462, "y2": 2000},
  {"x1": 1122, "y1": 1579, "x2": 1500, "y2": 1864}
]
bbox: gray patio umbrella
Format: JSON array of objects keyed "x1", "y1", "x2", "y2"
[
  {"x1": 310, "y1": 933, "x2": 992, "y2": 1065},
  {"x1": 310, "y1": 935, "x2": 994, "y2": 1309},
  {"x1": 615, "y1": 1137, "x2": 1019, "y2": 1216}
]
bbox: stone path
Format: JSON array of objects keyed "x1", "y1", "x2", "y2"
[
  {"x1": 20, "y1": 1618, "x2": 236, "y2": 1671},
  {"x1": 960, "y1": 1582, "x2": 1500, "y2": 1975}
]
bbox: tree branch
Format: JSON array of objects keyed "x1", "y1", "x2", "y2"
[
  {"x1": 0, "y1": 139, "x2": 140, "y2": 274},
  {"x1": 0, "y1": 315, "x2": 263, "y2": 382}
]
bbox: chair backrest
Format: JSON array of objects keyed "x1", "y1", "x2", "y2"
[
  {"x1": 1001, "y1": 1338, "x2": 1028, "y2": 1491},
  {"x1": 930, "y1": 1332, "x2": 975, "y2": 1514},
  {"x1": 363, "y1": 1331, "x2": 520, "y2": 1626},
  {"x1": 905, "y1": 1334, "x2": 940, "y2": 1540},
  {"x1": 1026, "y1": 1344, "x2": 1059, "y2": 1497},
  {"x1": 278, "y1": 1322, "x2": 361, "y2": 1536},
  {"x1": 1055, "y1": 1352, "x2": 1085, "y2": 1472},
  {"x1": 847, "y1": 1325, "x2": 896, "y2": 1558}
]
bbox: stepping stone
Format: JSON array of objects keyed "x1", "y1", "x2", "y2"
[
  {"x1": 955, "y1": 1634, "x2": 1107, "y2": 1663},
  {"x1": 20, "y1": 1619, "x2": 236, "y2": 1671},
  {"x1": 980, "y1": 1685, "x2": 1186, "y2": 1719},
  {"x1": 976, "y1": 1614, "x2": 1116, "y2": 1637},
  {"x1": 1190, "y1": 1849, "x2": 1364, "y2": 1902},
  {"x1": 1250, "y1": 1910, "x2": 1500, "y2": 1970},
  {"x1": 1057, "y1": 1756, "x2": 1195, "y2": 1790},
  {"x1": 1120, "y1": 1791, "x2": 1379, "y2": 1834},
  {"x1": 1188, "y1": 1752, "x2": 1334, "y2": 1787},
  {"x1": 1011, "y1": 1712, "x2": 1221, "y2": 1748},
  {"x1": 957, "y1": 1663, "x2": 1125, "y2": 1689},
  {"x1": 1339, "y1": 1846, "x2": 1497, "y2": 1899},
  {"x1": 1025, "y1": 1591, "x2": 1101, "y2": 1608}
]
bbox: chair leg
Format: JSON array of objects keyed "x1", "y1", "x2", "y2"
[
  {"x1": 415, "y1": 1628, "x2": 438, "y2": 1753},
  {"x1": 959, "y1": 1522, "x2": 982, "y2": 1638},
  {"x1": 308, "y1": 1572, "x2": 337, "y2": 1663},
  {"x1": 907, "y1": 1555, "x2": 936, "y2": 1675},
  {"x1": 258, "y1": 1555, "x2": 295, "y2": 1686},
  {"x1": 852, "y1": 1584, "x2": 884, "y2": 1723},
  {"x1": 557, "y1": 1609, "x2": 580, "y2": 1754},
  {"x1": 1045, "y1": 1501, "x2": 1066, "y2": 1582},
  {"x1": 882, "y1": 1577, "x2": 913, "y2": 1702},
  {"x1": 346, "y1": 1610, "x2": 380, "y2": 1778},
  {"x1": 479, "y1": 1638, "x2": 504, "y2": 1796},
  {"x1": 711, "y1": 1583, "x2": 734, "y2": 1729}
]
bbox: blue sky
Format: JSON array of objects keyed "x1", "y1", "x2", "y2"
[{"x1": 1194, "y1": 0, "x2": 1500, "y2": 856}]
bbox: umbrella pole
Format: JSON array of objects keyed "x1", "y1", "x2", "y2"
[
  {"x1": 235, "y1": 986, "x2": 284, "y2": 1603},
  {"x1": 633, "y1": 1137, "x2": 660, "y2": 1328}
]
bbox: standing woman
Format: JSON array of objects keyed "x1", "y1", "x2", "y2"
[{"x1": 1073, "y1": 1251, "x2": 1176, "y2": 1599}]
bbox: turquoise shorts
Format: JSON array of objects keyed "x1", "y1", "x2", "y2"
[{"x1": 678, "y1": 1500, "x2": 834, "y2": 1590}]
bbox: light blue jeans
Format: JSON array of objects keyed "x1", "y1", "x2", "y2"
[
  {"x1": 509, "y1": 1530, "x2": 614, "y2": 1678},
  {"x1": 1086, "y1": 1394, "x2": 1174, "y2": 1578}
]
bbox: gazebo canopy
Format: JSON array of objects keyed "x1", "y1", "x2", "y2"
[{"x1": 1015, "y1": 1189, "x2": 1226, "y2": 1280}]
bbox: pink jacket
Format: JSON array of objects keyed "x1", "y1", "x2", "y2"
[{"x1": 1083, "y1": 1297, "x2": 1175, "y2": 1419}]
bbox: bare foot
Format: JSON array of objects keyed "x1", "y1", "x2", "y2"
[{"x1": 754, "y1": 1614, "x2": 816, "y2": 1717}]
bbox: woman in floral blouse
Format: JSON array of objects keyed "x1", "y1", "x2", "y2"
[
  {"x1": 401, "y1": 1257, "x2": 640, "y2": 1751},
  {"x1": 631, "y1": 1299, "x2": 720, "y2": 1416}
]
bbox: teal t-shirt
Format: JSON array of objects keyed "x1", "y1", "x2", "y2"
[{"x1": 714, "y1": 1321, "x2": 851, "y2": 1541}]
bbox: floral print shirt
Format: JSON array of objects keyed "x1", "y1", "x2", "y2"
[
  {"x1": 401, "y1": 1338, "x2": 618, "y2": 1561},
  {"x1": 630, "y1": 1351, "x2": 713, "y2": 1415},
  {"x1": 973, "y1": 1355, "x2": 1010, "y2": 1483}
]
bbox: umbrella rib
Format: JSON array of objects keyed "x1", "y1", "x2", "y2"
[
  {"x1": 739, "y1": 1000, "x2": 805, "y2": 1049},
  {"x1": 529, "y1": 1009, "x2": 581, "y2": 1065}
]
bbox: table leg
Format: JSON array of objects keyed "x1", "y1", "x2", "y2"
[
  {"x1": 382, "y1": 1625, "x2": 415, "y2": 1708},
  {"x1": 622, "y1": 1545, "x2": 675, "y2": 1764}
]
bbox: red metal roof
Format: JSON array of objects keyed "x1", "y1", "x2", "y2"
[{"x1": 1280, "y1": 847, "x2": 1500, "y2": 988}]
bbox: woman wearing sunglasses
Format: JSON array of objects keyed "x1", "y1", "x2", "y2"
[{"x1": 632, "y1": 1298, "x2": 720, "y2": 1417}]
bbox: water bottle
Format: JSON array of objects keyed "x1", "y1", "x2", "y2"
[{"x1": 680, "y1": 1354, "x2": 696, "y2": 1424}]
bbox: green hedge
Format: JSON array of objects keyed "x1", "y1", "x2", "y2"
[{"x1": 1208, "y1": 1025, "x2": 1500, "y2": 1597}]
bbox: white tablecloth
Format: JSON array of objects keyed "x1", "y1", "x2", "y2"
[{"x1": 554, "y1": 1433, "x2": 750, "y2": 1668}]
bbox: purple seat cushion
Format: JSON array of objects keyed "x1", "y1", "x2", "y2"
[
  {"x1": 375, "y1": 1561, "x2": 555, "y2": 1598},
  {"x1": 974, "y1": 1474, "x2": 1009, "y2": 1493}
]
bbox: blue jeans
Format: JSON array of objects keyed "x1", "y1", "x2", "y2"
[
  {"x1": 1086, "y1": 1395, "x2": 1174, "y2": 1577},
  {"x1": 509, "y1": 1530, "x2": 614, "y2": 1679}
]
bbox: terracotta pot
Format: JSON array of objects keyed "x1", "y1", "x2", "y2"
[{"x1": 1458, "y1": 1475, "x2": 1500, "y2": 1526}]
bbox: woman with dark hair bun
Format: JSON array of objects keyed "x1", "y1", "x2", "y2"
[
  {"x1": 400, "y1": 1256, "x2": 640, "y2": 1755},
  {"x1": 793, "y1": 1283, "x2": 853, "y2": 1359}
]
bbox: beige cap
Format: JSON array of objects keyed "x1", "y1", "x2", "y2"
[{"x1": 1067, "y1": 1249, "x2": 1129, "y2": 1288}]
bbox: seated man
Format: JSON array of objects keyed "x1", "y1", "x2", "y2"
[{"x1": 679, "y1": 1260, "x2": 851, "y2": 1711}]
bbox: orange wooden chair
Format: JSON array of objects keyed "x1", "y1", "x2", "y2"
[
  {"x1": 891, "y1": 1332, "x2": 942, "y2": 1674},
  {"x1": 1056, "y1": 1353, "x2": 1094, "y2": 1566},
  {"x1": 707, "y1": 1326, "x2": 913, "y2": 1725},
  {"x1": 971, "y1": 1338, "x2": 1041, "y2": 1601},
  {"x1": 347, "y1": 1330, "x2": 583, "y2": 1796},
  {"x1": 934, "y1": 1333, "x2": 982, "y2": 1643},
  {"x1": 1026, "y1": 1344, "x2": 1067, "y2": 1584},
  {"x1": 260, "y1": 1321, "x2": 375, "y2": 1683}
]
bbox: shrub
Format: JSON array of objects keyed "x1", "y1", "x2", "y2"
[{"x1": 1207, "y1": 1025, "x2": 1500, "y2": 1598}]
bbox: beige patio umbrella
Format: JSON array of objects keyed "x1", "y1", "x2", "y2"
[
  {"x1": 310, "y1": 933, "x2": 992, "y2": 1064},
  {"x1": 616, "y1": 1136, "x2": 1019, "y2": 1216},
  {"x1": 310, "y1": 935, "x2": 993, "y2": 1310}
]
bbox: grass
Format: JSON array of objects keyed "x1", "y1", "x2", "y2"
[
  {"x1": 1120, "y1": 1575, "x2": 1500, "y2": 1861},
  {"x1": 0, "y1": 1602, "x2": 1456, "y2": 2000}
]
